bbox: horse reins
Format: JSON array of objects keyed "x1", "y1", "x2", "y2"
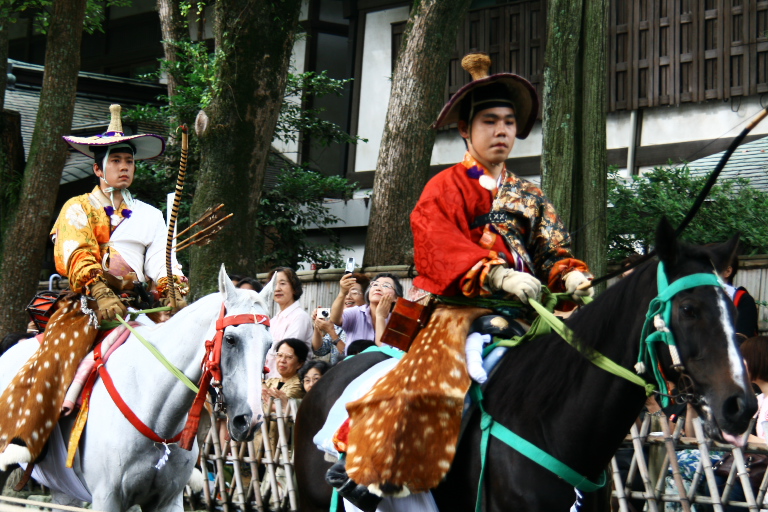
[
  {"x1": 179, "y1": 303, "x2": 269, "y2": 450},
  {"x1": 69, "y1": 303, "x2": 269, "y2": 460}
]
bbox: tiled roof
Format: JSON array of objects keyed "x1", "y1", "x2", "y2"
[
  {"x1": 4, "y1": 59, "x2": 165, "y2": 184},
  {"x1": 687, "y1": 135, "x2": 768, "y2": 192}
]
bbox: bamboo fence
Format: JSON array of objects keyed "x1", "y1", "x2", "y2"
[
  {"x1": 201, "y1": 396, "x2": 301, "y2": 512},
  {"x1": 611, "y1": 413, "x2": 768, "y2": 511}
]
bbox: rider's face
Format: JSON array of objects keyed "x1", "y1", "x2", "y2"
[
  {"x1": 458, "y1": 106, "x2": 517, "y2": 171},
  {"x1": 94, "y1": 151, "x2": 135, "y2": 190}
]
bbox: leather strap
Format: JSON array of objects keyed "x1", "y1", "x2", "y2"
[
  {"x1": 70, "y1": 302, "x2": 270, "y2": 453},
  {"x1": 94, "y1": 342, "x2": 183, "y2": 444},
  {"x1": 14, "y1": 461, "x2": 35, "y2": 491}
]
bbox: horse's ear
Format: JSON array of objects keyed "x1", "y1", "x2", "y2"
[
  {"x1": 258, "y1": 272, "x2": 277, "y2": 306},
  {"x1": 218, "y1": 264, "x2": 238, "y2": 302},
  {"x1": 709, "y1": 234, "x2": 740, "y2": 275},
  {"x1": 655, "y1": 216, "x2": 679, "y2": 265}
]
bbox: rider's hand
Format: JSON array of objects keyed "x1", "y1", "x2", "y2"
[
  {"x1": 89, "y1": 278, "x2": 127, "y2": 322},
  {"x1": 487, "y1": 265, "x2": 541, "y2": 304},
  {"x1": 160, "y1": 286, "x2": 188, "y2": 314},
  {"x1": 564, "y1": 271, "x2": 594, "y2": 302}
]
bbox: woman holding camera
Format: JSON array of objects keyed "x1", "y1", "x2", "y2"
[
  {"x1": 330, "y1": 272, "x2": 403, "y2": 351},
  {"x1": 312, "y1": 273, "x2": 369, "y2": 363}
]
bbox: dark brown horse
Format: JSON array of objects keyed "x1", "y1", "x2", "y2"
[{"x1": 295, "y1": 219, "x2": 757, "y2": 511}]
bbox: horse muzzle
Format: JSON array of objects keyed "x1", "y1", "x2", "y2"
[
  {"x1": 228, "y1": 411, "x2": 263, "y2": 442},
  {"x1": 697, "y1": 391, "x2": 757, "y2": 445}
]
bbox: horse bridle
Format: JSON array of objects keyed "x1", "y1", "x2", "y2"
[
  {"x1": 636, "y1": 262, "x2": 723, "y2": 407},
  {"x1": 178, "y1": 303, "x2": 270, "y2": 449}
]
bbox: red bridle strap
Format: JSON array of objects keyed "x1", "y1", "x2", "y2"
[
  {"x1": 178, "y1": 304, "x2": 269, "y2": 450},
  {"x1": 94, "y1": 342, "x2": 183, "y2": 444}
]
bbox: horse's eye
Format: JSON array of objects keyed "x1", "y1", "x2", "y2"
[
  {"x1": 680, "y1": 304, "x2": 696, "y2": 318},
  {"x1": 224, "y1": 334, "x2": 236, "y2": 346}
]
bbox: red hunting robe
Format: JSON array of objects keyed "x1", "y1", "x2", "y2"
[{"x1": 342, "y1": 153, "x2": 590, "y2": 494}]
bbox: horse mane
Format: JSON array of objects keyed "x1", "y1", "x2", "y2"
[{"x1": 487, "y1": 259, "x2": 660, "y2": 418}]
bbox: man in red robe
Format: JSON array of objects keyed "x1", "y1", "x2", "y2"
[
  {"x1": 327, "y1": 53, "x2": 593, "y2": 511},
  {"x1": 412, "y1": 52, "x2": 592, "y2": 303}
]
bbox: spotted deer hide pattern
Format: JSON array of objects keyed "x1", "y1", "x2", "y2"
[
  {"x1": 0, "y1": 296, "x2": 98, "y2": 459},
  {"x1": 345, "y1": 305, "x2": 490, "y2": 494}
]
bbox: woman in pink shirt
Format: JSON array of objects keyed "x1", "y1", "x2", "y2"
[{"x1": 264, "y1": 267, "x2": 313, "y2": 379}]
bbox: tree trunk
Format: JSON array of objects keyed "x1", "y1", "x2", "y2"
[
  {"x1": 0, "y1": 0, "x2": 87, "y2": 335},
  {"x1": 363, "y1": 0, "x2": 472, "y2": 267},
  {"x1": 189, "y1": 0, "x2": 302, "y2": 298},
  {"x1": 0, "y1": 110, "x2": 26, "y2": 242},
  {"x1": 541, "y1": 0, "x2": 608, "y2": 287},
  {"x1": 579, "y1": 0, "x2": 608, "y2": 287},
  {"x1": 541, "y1": 0, "x2": 583, "y2": 231},
  {"x1": 156, "y1": 0, "x2": 187, "y2": 102}
]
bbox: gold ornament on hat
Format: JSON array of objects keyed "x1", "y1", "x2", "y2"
[
  {"x1": 462, "y1": 53, "x2": 491, "y2": 80},
  {"x1": 106, "y1": 104, "x2": 124, "y2": 135}
]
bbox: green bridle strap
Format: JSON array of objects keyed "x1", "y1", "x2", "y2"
[
  {"x1": 637, "y1": 262, "x2": 723, "y2": 406},
  {"x1": 487, "y1": 292, "x2": 656, "y2": 396},
  {"x1": 114, "y1": 313, "x2": 200, "y2": 393},
  {"x1": 470, "y1": 385, "x2": 606, "y2": 512}
]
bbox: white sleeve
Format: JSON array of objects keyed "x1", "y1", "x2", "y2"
[
  {"x1": 142, "y1": 204, "x2": 183, "y2": 283},
  {"x1": 283, "y1": 309, "x2": 315, "y2": 357}
]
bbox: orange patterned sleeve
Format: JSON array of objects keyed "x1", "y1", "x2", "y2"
[
  {"x1": 51, "y1": 194, "x2": 111, "y2": 293},
  {"x1": 547, "y1": 258, "x2": 591, "y2": 293},
  {"x1": 459, "y1": 253, "x2": 508, "y2": 298}
]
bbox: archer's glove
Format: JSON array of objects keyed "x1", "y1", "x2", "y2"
[
  {"x1": 565, "y1": 271, "x2": 594, "y2": 302},
  {"x1": 89, "y1": 278, "x2": 127, "y2": 322},
  {"x1": 160, "y1": 286, "x2": 188, "y2": 314},
  {"x1": 487, "y1": 265, "x2": 541, "y2": 304}
]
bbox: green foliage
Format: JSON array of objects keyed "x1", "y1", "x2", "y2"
[
  {"x1": 256, "y1": 163, "x2": 357, "y2": 270},
  {"x1": 124, "y1": 39, "x2": 361, "y2": 272},
  {"x1": 607, "y1": 163, "x2": 768, "y2": 263},
  {"x1": 1, "y1": 0, "x2": 132, "y2": 35},
  {"x1": 276, "y1": 71, "x2": 367, "y2": 147}
]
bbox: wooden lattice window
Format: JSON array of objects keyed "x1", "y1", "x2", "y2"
[{"x1": 610, "y1": 0, "x2": 768, "y2": 110}]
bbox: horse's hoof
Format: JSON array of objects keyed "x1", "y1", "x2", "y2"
[{"x1": 326, "y1": 462, "x2": 382, "y2": 512}]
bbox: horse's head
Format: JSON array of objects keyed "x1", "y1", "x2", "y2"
[
  {"x1": 655, "y1": 218, "x2": 757, "y2": 443},
  {"x1": 216, "y1": 265, "x2": 275, "y2": 442}
]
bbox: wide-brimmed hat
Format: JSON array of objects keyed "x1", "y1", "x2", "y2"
[
  {"x1": 433, "y1": 53, "x2": 539, "y2": 139},
  {"x1": 62, "y1": 104, "x2": 165, "y2": 160}
]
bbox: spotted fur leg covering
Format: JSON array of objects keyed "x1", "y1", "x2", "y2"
[
  {"x1": 344, "y1": 305, "x2": 490, "y2": 494},
  {"x1": 0, "y1": 295, "x2": 99, "y2": 461}
]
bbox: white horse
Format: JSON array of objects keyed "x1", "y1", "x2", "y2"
[{"x1": 0, "y1": 266, "x2": 272, "y2": 511}]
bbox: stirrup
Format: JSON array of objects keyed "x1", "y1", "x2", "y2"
[{"x1": 326, "y1": 460, "x2": 382, "y2": 512}]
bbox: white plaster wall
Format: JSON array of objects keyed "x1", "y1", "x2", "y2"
[
  {"x1": 300, "y1": 232, "x2": 367, "y2": 271},
  {"x1": 271, "y1": 37, "x2": 307, "y2": 162},
  {"x1": 606, "y1": 111, "x2": 632, "y2": 150},
  {"x1": 641, "y1": 97, "x2": 768, "y2": 146},
  {"x1": 354, "y1": 6, "x2": 410, "y2": 172}
]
